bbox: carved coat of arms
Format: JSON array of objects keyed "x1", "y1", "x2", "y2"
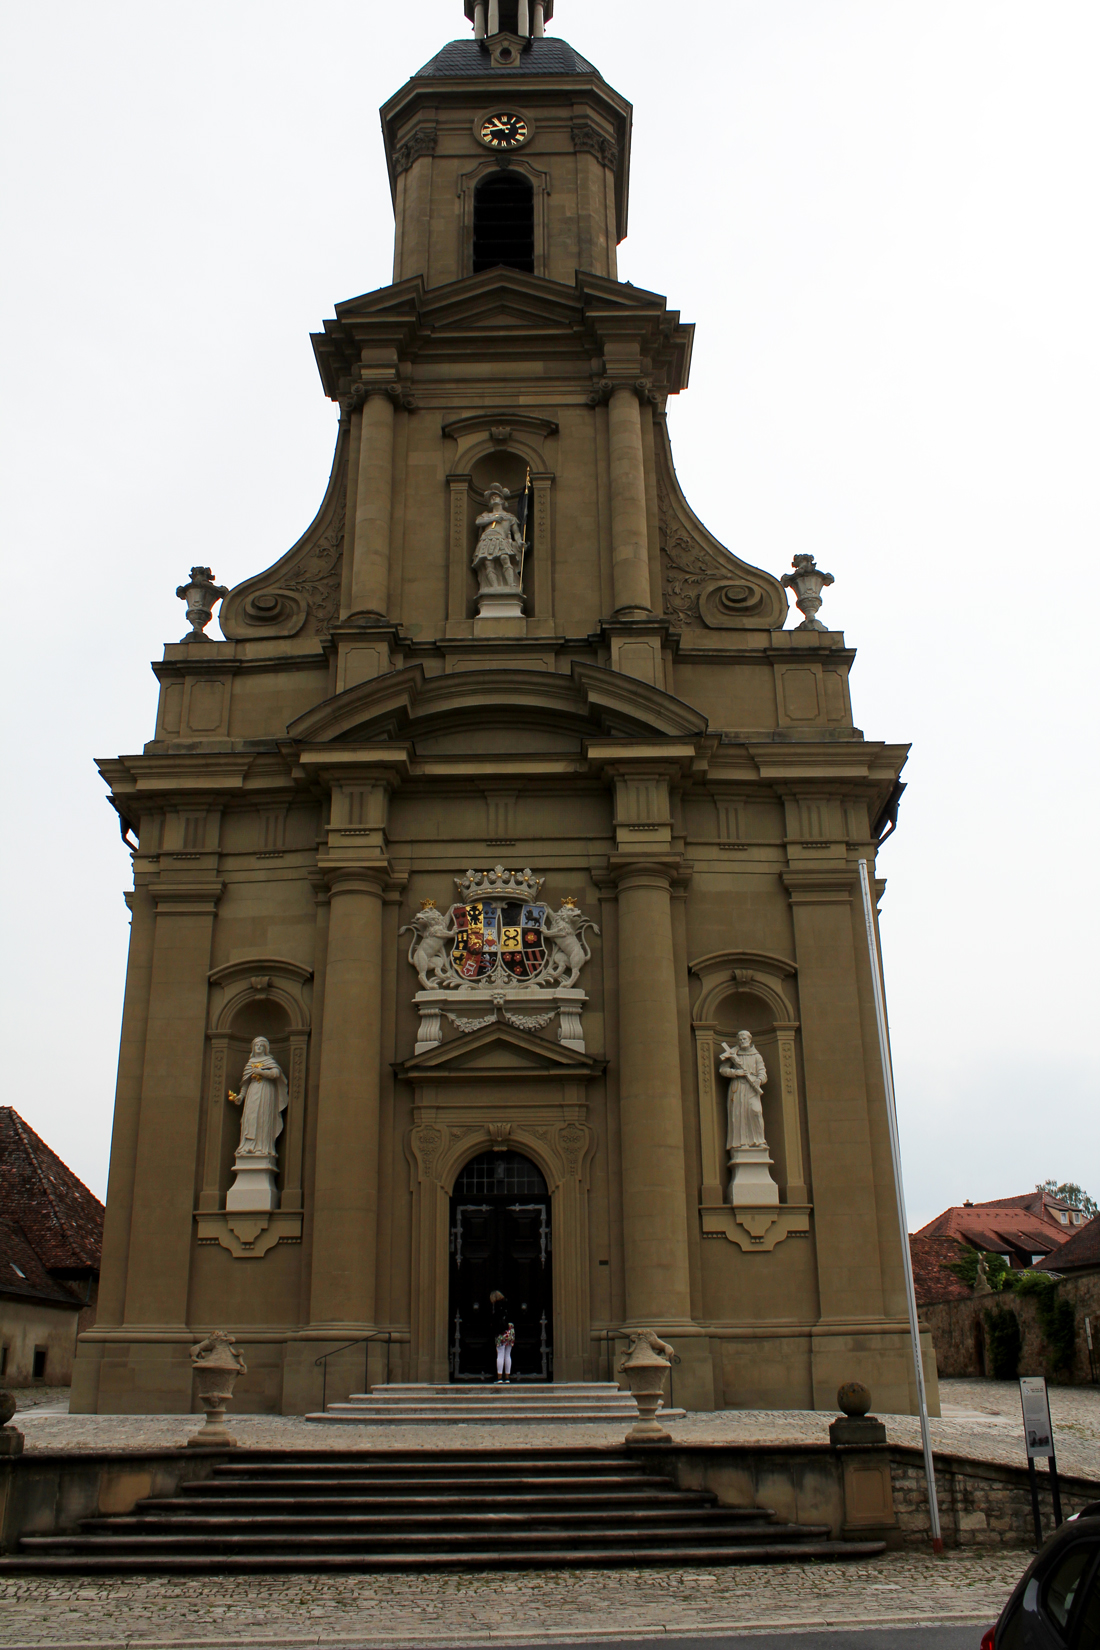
[{"x1": 400, "y1": 867, "x2": 598, "y2": 993}]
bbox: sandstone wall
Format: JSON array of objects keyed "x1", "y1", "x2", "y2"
[{"x1": 923, "y1": 1274, "x2": 1100, "y2": 1384}]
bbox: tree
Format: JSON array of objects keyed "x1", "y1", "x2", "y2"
[{"x1": 1036, "y1": 1180, "x2": 1098, "y2": 1219}]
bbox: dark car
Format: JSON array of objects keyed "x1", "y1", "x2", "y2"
[{"x1": 981, "y1": 1506, "x2": 1100, "y2": 1649}]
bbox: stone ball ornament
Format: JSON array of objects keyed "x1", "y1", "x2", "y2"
[
  {"x1": 836, "y1": 1380, "x2": 873, "y2": 1417},
  {"x1": 0, "y1": 1391, "x2": 16, "y2": 1428}
]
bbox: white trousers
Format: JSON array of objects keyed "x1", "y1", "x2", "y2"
[{"x1": 496, "y1": 1345, "x2": 512, "y2": 1375}]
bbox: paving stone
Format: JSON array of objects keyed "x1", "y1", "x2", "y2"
[
  {"x1": 0, "y1": 1551, "x2": 1030, "y2": 1648},
  {"x1": 16, "y1": 1379, "x2": 1100, "y2": 1483}
]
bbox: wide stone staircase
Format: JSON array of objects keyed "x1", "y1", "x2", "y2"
[
  {"x1": 4, "y1": 1449, "x2": 886, "y2": 1572},
  {"x1": 308, "y1": 1380, "x2": 676, "y2": 1425}
]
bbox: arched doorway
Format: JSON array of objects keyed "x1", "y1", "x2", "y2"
[{"x1": 448, "y1": 1150, "x2": 552, "y2": 1382}]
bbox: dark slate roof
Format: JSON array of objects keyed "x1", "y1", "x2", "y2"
[
  {"x1": 0, "y1": 1108, "x2": 103, "y2": 1272},
  {"x1": 415, "y1": 38, "x2": 601, "y2": 79},
  {"x1": 909, "y1": 1235, "x2": 973, "y2": 1306},
  {"x1": 1036, "y1": 1214, "x2": 1100, "y2": 1275},
  {"x1": 0, "y1": 1218, "x2": 83, "y2": 1307}
]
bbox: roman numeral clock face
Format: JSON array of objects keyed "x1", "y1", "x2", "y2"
[{"x1": 480, "y1": 112, "x2": 529, "y2": 149}]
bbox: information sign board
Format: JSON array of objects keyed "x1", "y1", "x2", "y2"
[{"x1": 1020, "y1": 1375, "x2": 1054, "y2": 1459}]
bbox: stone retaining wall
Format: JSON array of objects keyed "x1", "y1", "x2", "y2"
[
  {"x1": 923, "y1": 1274, "x2": 1100, "y2": 1382},
  {"x1": 890, "y1": 1447, "x2": 1099, "y2": 1549}
]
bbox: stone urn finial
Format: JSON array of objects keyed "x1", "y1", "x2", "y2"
[
  {"x1": 187, "y1": 1331, "x2": 247, "y2": 1448},
  {"x1": 176, "y1": 566, "x2": 229, "y2": 642},
  {"x1": 0, "y1": 1390, "x2": 23, "y2": 1458},
  {"x1": 617, "y1": 1329, "x2": 675, "y2": 1443},
  {"x1": 781, "y1": 554, "x2": 835, "y2": 632}
]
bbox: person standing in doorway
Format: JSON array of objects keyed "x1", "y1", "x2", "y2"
[{"x1": 495, "y1": 1321, "x2": 515, "y2": 1383}]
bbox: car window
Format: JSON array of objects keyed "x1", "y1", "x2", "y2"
[
  {"x1": 1044, "y1": 1546, "x2": 1093, "y2": 1630},
  {"x1": 1071, "y1": 1561, "x2": 1100, "y2": 1648}
]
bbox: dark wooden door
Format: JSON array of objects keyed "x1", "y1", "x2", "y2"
[{"x1": 448, "y1": 1151, "x2": 552, "y2": 1382}]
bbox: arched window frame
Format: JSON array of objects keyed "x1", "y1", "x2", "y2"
[{"x1": 458, "y1": 159, "x2": 551, "y2": 279}]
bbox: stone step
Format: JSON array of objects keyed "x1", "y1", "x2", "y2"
[
  {"x1": 0, "y1": 1446, "x2": 887, "y2": 1577},
  {"x1": 152, "y1": 1491, "x2": 705, "y2": 1511},
  {"x1": 22, "y1": 1520, "x2": 835, "y2": 1554},
  {"x1": 0, "y1": 1540, "x2": 889, "y2": 1575},
  {"x1": 82, "y1": 1510, "x2": 794, "y2": 1535}
]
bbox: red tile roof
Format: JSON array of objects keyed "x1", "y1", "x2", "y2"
[
  {"x1": 915, "y1": 1193, "x2": 1072, "y2": 1260},
  {"x1": 0, "y1": 1108, "x2": 103, "y2": 1272},
  {"x1": 1036, "y1": 1215, "x2": 1100, "y2": 1276},
  {"x1": 909, "y1": 1235, "x2": 974, "y2": 1305}
]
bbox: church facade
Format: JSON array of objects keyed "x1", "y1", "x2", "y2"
[{"x1": 73, "y1": 0, "x2": 937, "y2": 1417}]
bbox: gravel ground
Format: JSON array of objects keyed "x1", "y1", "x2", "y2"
[
  {"x1": 12, "y1": 1380, "x2": 1100, "y2": 1481},
  {"x1": 0, "y1": 1550, "x2": 1030, "y2": 1648}
]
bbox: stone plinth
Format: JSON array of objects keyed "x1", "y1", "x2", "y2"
[
  {"x1": 728, "y1": 1145, "x2": 779, "y2": 1207},
  {"x1": 226, "y1": 1152, "x2": 279, "y2": 1212}
]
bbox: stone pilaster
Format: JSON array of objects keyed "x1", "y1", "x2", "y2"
[
  {"x1": 308, "y1": 865, "x2": 389, "y2": 1328},
  {"x1": 349, "y1": 389, "x2": 395, "y2": 620},
  {"x1": 608, "y1": 383, "x2": 652, "y2": 617}
]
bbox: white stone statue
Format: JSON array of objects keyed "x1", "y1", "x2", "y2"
[
  {"x1": 720, "y1": 1031, "x2": 768, "y2": 1150},
  {"x1": 399, "y1": 901, "x2": 458, "y2": 990},
  {"x1": 228, "y1": 1038, "x2": 289, "y2": 1157},
  {"x1": 541, "y1": 899, "x2": 600, "y2": 988},
  {"x1": 226, "y1": 1037, "x2": 288, "y2": 1213},
  {"x1": 472, "y1": 484, "x2": 524, "y2": 592}
]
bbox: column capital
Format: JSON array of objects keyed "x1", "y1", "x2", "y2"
[
  {"x1": 604, "y1": 853, "x2": 691, "y2": 893},
  {"x1": 322, "y1": 865, "x2": 390, "y2": 899},
  {"x1": 781, "y1": 868, "x2": 860, "y2": 905},
  {"x1": 151, "y1": 880, "x2": 225, "y2": 915}
]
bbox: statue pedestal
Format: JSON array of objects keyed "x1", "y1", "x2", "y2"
[
  {"x1": 226, "y1": 1152, "x2": 279, "y2": 1212},
  {"x1": 474, "y1": 587, "x2": 525, "y2": 635},
  {"x1": 728, "y1": 1145, "x2": 779, "y2": 1207}
]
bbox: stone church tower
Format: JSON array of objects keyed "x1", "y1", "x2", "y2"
[{"x1": 74, "y1": 0, "x2": 934, "y2": 1416}]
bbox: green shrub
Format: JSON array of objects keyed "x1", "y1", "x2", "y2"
[{"x1": 984, "y1": 1306, "x2": 1022, "y2": 1379}]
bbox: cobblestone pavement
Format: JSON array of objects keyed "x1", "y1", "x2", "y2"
[
  {"x1": 15, "y1": 1380, "x2": 1100, "y2": 1482},
  {"x1": 0, "y1": 1550, "x2": 1029, "y2": 1648}
]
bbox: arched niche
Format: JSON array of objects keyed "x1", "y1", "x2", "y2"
[
  {"x1": 199, "y1": 958, "x2": 313, "y2": 1216},
  {"x1": 688, "y1": 951, "x2": 807, "y2": 1209},
  {"x1": 442, "y1": 420, "x2": 557, "y2": 624}
]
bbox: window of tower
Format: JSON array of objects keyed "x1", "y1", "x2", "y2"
[{"x1": 473, "y1": 172, "x2": 535, "y2": 274}]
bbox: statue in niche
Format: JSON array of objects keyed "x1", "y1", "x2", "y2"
[
  {"x1": 472, "y1": 483, "x2": 524, "y2": 592},
  {"x1": 720, "y1": 1030, "x2": 769, "y2": 1151},
  {"x1": 228, "y1": 1037, "x2": 289, "y2": 1158}
]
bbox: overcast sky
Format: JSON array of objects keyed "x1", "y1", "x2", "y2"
[{"x1": 2, "y1": 0, "x2": 1096, "y2": 1231}]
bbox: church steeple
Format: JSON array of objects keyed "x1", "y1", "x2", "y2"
[
  {"x1": 466, "y1": 0, "x2": 554, "y2": 39},
  {"x1": 384, "y1": 4, "x2": 628, "y2": 288}
]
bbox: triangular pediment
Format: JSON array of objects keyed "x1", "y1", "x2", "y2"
[{"x1": 397, "y1": 1021, "x2": 602, "y2": 1082}]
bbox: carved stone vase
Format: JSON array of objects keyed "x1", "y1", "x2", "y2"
[
  {"x1": 176, "y1": 566, "x2": 229, "y2": 642},
  {"x1": 617, "y1": 1330, "x2": 674, "y2": 1443},
  {"x1": 187, "y1": 1332, "x2": 247, "y2": 1448},
  {"x1": 780, "y1": 554, "x2": 835, "y2": 632}
]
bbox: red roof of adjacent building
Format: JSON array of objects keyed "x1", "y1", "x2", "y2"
[
  {"x1": 909, "y1": 1234, "x2": 974, "y2": 1305},
  {"x1": 915, "y1": 1191, "x2": 1078, "y2": 1263},
  {"x1": 1036, "y1": 1215, "x2": 1100, "y2": 1277},
  {"x1": 0, "y1": 1108, "x2": 103, "y2": 1273}
]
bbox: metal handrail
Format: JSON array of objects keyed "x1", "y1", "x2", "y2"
[
  {"x1": 314, "y1": 1331, "x2": 397, "y2": 1412},
  {"x1": 594, "y1": 1329, "x2": 681, "y2": 1410}
]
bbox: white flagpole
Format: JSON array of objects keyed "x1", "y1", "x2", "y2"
[{"x1": 858, "y1": 857, "x2": 943, "y2": 1553}]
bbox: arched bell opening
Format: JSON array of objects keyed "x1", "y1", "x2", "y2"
[
  {"x1": 473, "y1": 171, "x2": 535, "y2": 273},
  {"x1": 447, "y1": 1149, "x2": 553, "y2": 1381}
]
